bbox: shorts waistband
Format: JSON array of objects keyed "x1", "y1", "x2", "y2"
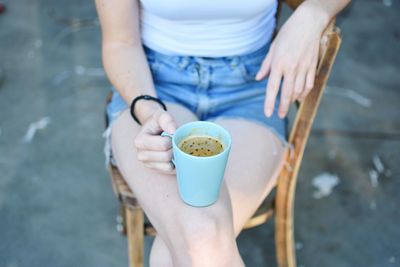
[{"x1": 143, "y1": 43, "x2": 270, "y2": 67}]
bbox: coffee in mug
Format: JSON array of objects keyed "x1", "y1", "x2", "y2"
[{"x1": 178, "y1": 136, "x2": 224, "y2": 157}]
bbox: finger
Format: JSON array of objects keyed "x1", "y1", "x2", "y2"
[
  {"x1": 158, "y1": 111, "x2": 177, "y2": 134},
  {"x1": 278, "y1": 74, "x2": 295, "y2": 118},
  {"x1": 134, "y1": 134, "x2": 172, "y2": 151},
  {"x1": 301, "y1": 50, "x2": 318, "y2": 99},
  {"x1": 301, "y1": 61, "x2": 317, "y2": 99},
  {"x1": 292, "y1": 72, "x2": 306, "y2": 102},
  {"x1": 256, "y1": 50, "x2": 273, "y2": 81},
  {"x1": 143, "y1": 162, "x2": 176, "y2": 174},
  {"x1": 264, "y1": 67, "x2": 282, "y2": 117},
  {"x1": 137, "y1": 149, "x2": 173, "y2": 163}
]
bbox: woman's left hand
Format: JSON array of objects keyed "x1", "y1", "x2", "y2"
[{"x1": 256, "y1": 1, "x2": 330, "y2": 118}]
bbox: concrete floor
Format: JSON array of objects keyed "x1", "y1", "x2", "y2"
[{"x1": 0, "y1": 0, "x2": 399, "y2": 266}]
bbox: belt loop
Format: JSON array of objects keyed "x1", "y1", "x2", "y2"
[
  {"x1": 229, "y1": 57, "x2": 239, "y2": 69},
  {"x1": 178, "y1": 57, "x2": 190, "y2": 70}
]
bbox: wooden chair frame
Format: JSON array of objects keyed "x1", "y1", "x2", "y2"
[{"x1": 106, "y1": 1, "x2": 342, "y2": 266}]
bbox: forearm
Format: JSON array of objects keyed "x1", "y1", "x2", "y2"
[
  {"x1": 308, "y1": 0, "x2": 351, "y2": 20},
  {"x1": 102, "y1": 42, "x2": 162, "y2": 123},
  {"x1": 296, "y1": 0, "x2": 351, "y2": 33}
]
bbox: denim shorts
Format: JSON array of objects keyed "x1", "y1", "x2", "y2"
[{"x1": 104, "y1": 44, "x2": 288, "y2": 165}]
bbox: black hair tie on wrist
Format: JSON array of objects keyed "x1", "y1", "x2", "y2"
[{"x1": 130, "y1": 95, "x2": 167, "y2": 125}]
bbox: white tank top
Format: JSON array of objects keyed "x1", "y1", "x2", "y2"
[{"x1": 139, "y1": 0, "x2": 278, "y2": 57}]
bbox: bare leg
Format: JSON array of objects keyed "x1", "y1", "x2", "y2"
[
  {"x1": 213, "y1": 119, "x2": 286, "y2": 236},
  {"x1": 111, "y1": 105, "x2": 285, "y2": 266},
  {"x1": 112, "y1": 104, "x2": 244, "y2": 267},
  {"x1": 149, "y1": 235, "x2": 173, "y2": 267},
  {"x1": 149, "y1": 119, "x2": 286, "y2": 267}
]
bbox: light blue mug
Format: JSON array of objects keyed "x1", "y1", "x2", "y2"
[{"x1": 162, "y1": 121, "x2": 232, "y2": 207}]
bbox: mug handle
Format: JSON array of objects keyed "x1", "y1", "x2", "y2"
[{"x1": 161, "y1": 132, "x2": 176, "y2": 166}]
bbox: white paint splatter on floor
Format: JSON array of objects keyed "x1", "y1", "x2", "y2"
[
  {"x1": 326, "y1": 86, "x2": 372, "y2": 108},
  {"x1": 22, "y1": 117, "x2": 51, "y2": 144},
  {"x1": 312, "y1": 173, "x2": 340, "y2": 199},
  {"x1": 369, "y1": 169, "x2": 379, "y2": 188},
  {"x1": 372, "y1": 154, "x2": 385, "y2": 174}
]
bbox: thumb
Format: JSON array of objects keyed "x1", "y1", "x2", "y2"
[{"x1": 158, "y1": 111, "x2": 177, "y2": 134}]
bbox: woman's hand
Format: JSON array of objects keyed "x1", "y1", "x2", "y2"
[
  {"x1": 134, "y1": 109, "x2": 177, "y2": 174},
  {"x1": 256, "y1": 1, "x2": 330, "y2": 118}
]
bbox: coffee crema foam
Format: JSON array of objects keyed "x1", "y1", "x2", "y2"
[{"x1": 178, "y1": 136, "x2": 224, "y2": 157}]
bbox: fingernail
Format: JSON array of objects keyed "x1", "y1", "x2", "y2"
[
  {"x1": 255, "y1": 72, "x2": 261, "y2": 80},
  {"x1": 168, "y1": 125, "x2": 176, "y2": 134}
]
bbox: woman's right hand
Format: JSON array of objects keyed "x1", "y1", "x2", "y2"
[{"x1": 134, "y1": 109, "x2": 177, "y2": 174}]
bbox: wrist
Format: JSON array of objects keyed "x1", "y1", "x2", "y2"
[
  {"x1": 137, "y1": 101, "x2": 163, "y2": 121},
  {"x1": 300, "y1": 0, "x2": 331, "y2": 34},
  {"x1": 132, "y1": 97, "x2": 165, "y2": 124}
]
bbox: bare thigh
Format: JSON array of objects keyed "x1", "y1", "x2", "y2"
[
  {"x1": 111, "y1": 105, "x2": 285, "y2": 249},
  {"x1": 213, "y1": 119, "x2": 286, "y2": 236},
  {"x1": 110, "y1": 104, "x2": 236, "y2": 254}
]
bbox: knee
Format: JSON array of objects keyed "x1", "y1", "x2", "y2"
[{"x1": 179, "y1": 214, "x2": 234, "y2": 260}]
